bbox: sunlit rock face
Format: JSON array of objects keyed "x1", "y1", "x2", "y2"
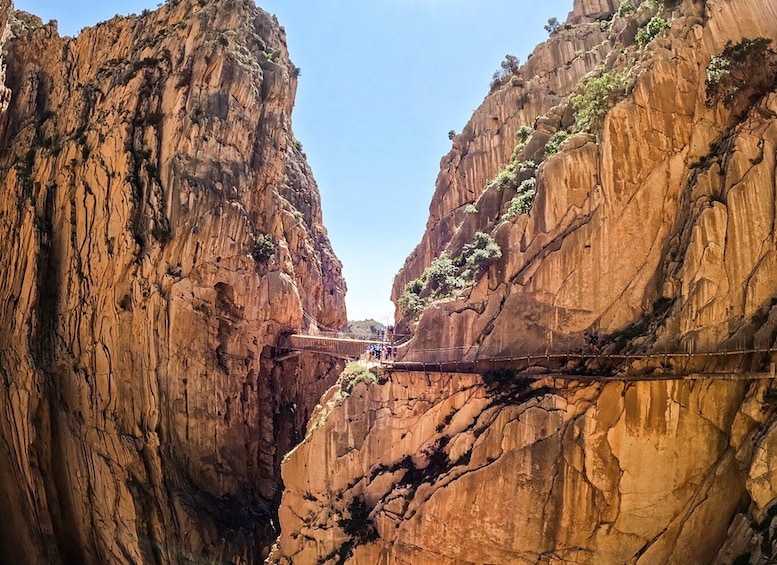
[
  {"x1": 271, "y1": 0, "x2": 777, "y2": 562},
  {"x1": 391, "y1": 0, "x2": 618, "y2": 320},
  {"x1": 272, "y1": 372, "x2": 777, "y2": 564},
  {"x1": 0, "y1": 0, "x2": 345, "y2": 562},
  {"x1": 393, "y1": 0, "x2": 777, "y2": 360}
]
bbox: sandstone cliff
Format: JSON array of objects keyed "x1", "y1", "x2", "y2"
[
  {"x1": 0, "y1": 0, "x2": 345, "y2": 562},
  {"x1": 272, "y1": 0, "x2": 777, "y2": 563}
]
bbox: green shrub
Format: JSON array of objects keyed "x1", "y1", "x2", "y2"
[
  {"x1": 706, "y1": 53, "x2": 731, "y2": 86},
  {"x1": 545, "y1": 130, "x2": 570, "y2": 155},
  {"x1": 252, "y1": 233, "x2": 275, "y2": 263},
  {"x1": 425, "y1": 252, "x2": 461, "y2": 294},
  {"x1": 464, "y1": 204, "x2": 478, "y2": 214},
  {"x1": 635, "y1": 16, "x2": 668, "y2": 48},
  {"x1": 490, "y1": 54, "x2": 521, "y2": 91},
  {"x1": 510, "y1": 142, "x2": 527, "y2": 161},
  {"x1": 399, "y1": 235, "x2": 501, "y2": 317},
  {"x1": 398, "y1": 288, "x2": 424, "y2": 317},
  {"x1": 544, "y1": 17, "x2": 561, "y2": 35},
  {"x1": 571, "y1": 72, "x2": 632, "y2": 131},
  {"x1": 342, "y1": 363, "x2": 380, "y2": 394},
  {"x1": 516, "y1": 125, "x2": 532, "y2": 142},
  {"x1": 500, "y1": 54, "x2": 520, "y2": 75},
  {"x1": 460, "y1": 232, "x2": 501, "y2": 280},
  {"x1": 487, "y1": 165, "x2": 518, "y2": 191},
  {"x1": 398, "y1": 278, "x2": 425, "y2": 317},
  {"x1": 501, "y1": 188, "x2": 537, "y2": 221},
  {"x1": 617, "y1": 0, "x2": 634, "y2": 17},
  {"x1": 518, "y1": 160, "x2": 536, "y2": 172},
  {"x1": 705, "y1": 38, "x2": 776, "y2": 105},
  {"x1": 517, "y1": 176, "x2": 536, "y2": 193}
]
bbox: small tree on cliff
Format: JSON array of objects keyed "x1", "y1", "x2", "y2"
[{"x1": 544, "y1": 17, "x2": 561, "y2": 35}]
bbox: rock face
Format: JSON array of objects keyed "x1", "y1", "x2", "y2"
[
  {"x1": 394, "y1": 0, "x2": 777, "y2": 360},
  {"x1": 273, "y1": 372, "x2": 777, "y2": 564},
  {"x1": 0, "y1": 0, "x2": 345, "y2": 562},
  {"x1": 391, "y1": 0, "x2": 618, "y2": 317},
  {"x1": 272, "y1": 0, "x2": 777, "y2": 563}
]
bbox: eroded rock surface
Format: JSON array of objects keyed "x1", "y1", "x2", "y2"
[
  {"x1": 272, "y1": 0, "x2": 777, "y2": 563},
  {"x1": 392, "y1": 0, "x2": 618, "y2": 313},
  {"x1": 0, "y1": 0, "x2": 345, "y2": 562},
  {"x1": 273, "y1": 371, "x2": 777, "y2": 564},
  {"x1": 393, "y1": 0, "x2": 777, "y2": 359}
]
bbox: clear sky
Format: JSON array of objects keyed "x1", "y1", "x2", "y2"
[{"x1": 15, "y1": 0, "x2": 572, "y2": 325}]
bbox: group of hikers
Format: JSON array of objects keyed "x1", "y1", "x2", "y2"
[{"x1": 365, "y1": 342, "x2": 398, "y2": 362}]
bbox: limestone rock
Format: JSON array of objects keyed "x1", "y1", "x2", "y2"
[
  {"x1": 272, "y1": 372, "x2": 756, "y2": 564},
  {"x1": 391, "y1": 0, "x2": 617, "y2": 318},
  {"x1": 323, "y1": 0, "x2": 777, "y2": 563},
  {"x1": 0, "y1": 0, "x2": 345, "y2": 562},
  {"x1": 394, "y1": 0, "x2": 777, "y2": 360}
]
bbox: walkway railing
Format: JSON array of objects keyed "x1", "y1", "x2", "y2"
[
  {"x1": 389, "y1": 346, "x2": 777, "y2": 378},
  {"x1": 279, "y1": 334, "x2": 386, "y2": 359},
  {"x1": 278, "y1": 334, "x2": 777, "y2": 379}
]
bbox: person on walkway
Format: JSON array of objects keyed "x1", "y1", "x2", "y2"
[{"x1": 584, "y1": 329, "x2": 600, "y2": 354}]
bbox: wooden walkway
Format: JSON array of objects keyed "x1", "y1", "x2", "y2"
[
  {"x1": 277, "y1": 334, "x2": 777, "y2": 379},
  {"x1": 278, "y1": 334, "x2": 387, "y2": 360}
]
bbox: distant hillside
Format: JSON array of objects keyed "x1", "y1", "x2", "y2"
[{"x1": 345, "y1": 319, "x2": 386, "y2": 339}]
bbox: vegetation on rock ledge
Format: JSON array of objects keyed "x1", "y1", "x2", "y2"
[
  {"x1": 571, "y1": 72, "x2": 632, "y2": 131},
  {"x1": 399, "y1": 232, "x2": 501, "y2": 317}
]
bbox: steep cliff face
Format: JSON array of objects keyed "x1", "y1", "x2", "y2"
[
  {"x1": 273, "y1": 372, "x2": 777, "y2": 564},
  {"x1": 0, "y1": 0, "x2": 10, "y2": 113},
  {"x1": 272, "y1": 0, "x2": 777, "y2": 563},
  {"x1": 394, "y1": 0, "x2": 777, "y2": 361},
  {"x1": 0, "y1": 0, "x2": 345, "y2": 562},
  {"x1": 391, "y1": 0, "x2": 618, "y2": 312}
]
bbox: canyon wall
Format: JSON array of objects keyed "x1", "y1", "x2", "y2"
[
  {"x1": 272, "y1": 0, "x2": 777, "y2": 563},
  {"x1": 391, "y1": 0, "x2": 619, "y2": 312},
  {"x1": 0, "y1": 0, "x2": 345, "y2": 562},
  {"x1": 273, "y1": 371, "x2": 777, "y2": 564},
  {"x1": 394, "y1": 0, "x2": 777, "y2": 361}
]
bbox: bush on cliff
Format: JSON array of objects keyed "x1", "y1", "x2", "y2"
[
  {"x1": 635, "y1": 16, "x2": 669, "y2": 48},
  {"x1": 571, "y1": 72, "x2": 632, "y2": 131},
  {"x1": 706, "y1": 38, "x2": 777, "y2": 107},
  {"x1": 617, "y1": 0, "x2": 634, "y2": 18},
  {"x1": 252, "y1": 233, "x2": 275, "y2": 263},
  {"x1": 502, "y1": 181, "x2": 537, "y2": 222},
  {"x1": 490, "y1": 54, "x2": 521, "y2": 92},
  {"x1": 398, "y1": 233, "x2": 502, "y2": 317},
  {"x1": 342, "y1": 362, "x2": 380, "y2": 394},
  {"x1": 460, "y1": 232, "x2": 502, "y2": 280},
  {"x1": 544, "y1": 129, "x2": 570, "y2": 155}
]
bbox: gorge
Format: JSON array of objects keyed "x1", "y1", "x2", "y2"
[{"x1": 2, "y1": 0, "x2": 777, "y2": 563}]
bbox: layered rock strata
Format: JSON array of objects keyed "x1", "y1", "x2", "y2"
[{"x1": 0, "y1": 0, "x2": 345, "y2": 562}]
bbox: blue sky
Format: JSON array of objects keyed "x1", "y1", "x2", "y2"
[{"x1": 15, "y1": 0, "x2": 572, "y2": 324}]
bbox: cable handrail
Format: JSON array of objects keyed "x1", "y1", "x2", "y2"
[
  {"x1": 276, "y1": 334, "x2": 777, "y2": 378},
  {"x1": 281, "y1": 312, "x2": 777, "y2": 378}
]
